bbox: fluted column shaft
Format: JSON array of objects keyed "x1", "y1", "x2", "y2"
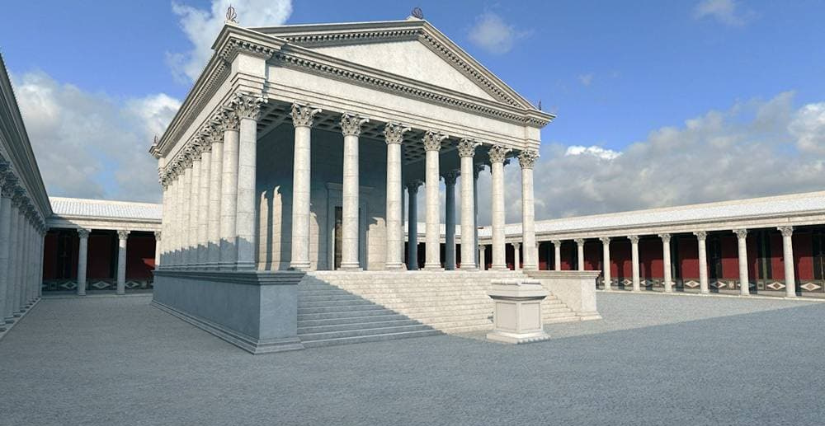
[
  {"x1": 630, "y1": 236, "x2": 641, "y2": 292},
  {"x1": 552, "y1": 240, "x2": 561, "y2": 271},
  {"x1": 22, "y1": 220, "x2": 30, "y2": 306},
  {"x1": 659, "y1": 234, "x2": 673, "y2": 292},
  {"x1": 444, "y1": 172, "x2": 458, "y2": 270},
  {"x1": 779, "y1": 227, "x2": 796, "y2": 297},
  {"x1": 77, "y1": 229, "x2": 89, "y2": 296},
  {"x1": 197, "y1": 147, "x2": 211, "y2": 267},
  {"x1": 9, "y1": 201, "x2": 20, "y2": 315},
  {"x1": 220, "y1": 113, "x2": 240, "y2": 269},
  {"x1": 513, "y1": 242, "x2": 521, "y2": 271},
  {"x1": 208, "y1": 135, "x2": 224, "y2": 268},
  {"x1": 473, "y1": 165, "x2": 482, "y2": 266},
  {"x1": 0, "y1": 193, "x2": 10, "y2": 327},
  {"x1": 458, "y1": 141, "x2": 478, "y2": 270},
  {"x1": 601, "y1": 237, "x2": 612, "y2": 291},
  {"x1": 423, "y1": 131, "x2": 445, "y2": 270},
  {"x1": 154, "y1": 231, "x2": 162, "y2": 270},
  {"x1": 340, "y1": 114, "x2": 367, "y2": 271},
  {"x1": 181, "y1": 165, "x2": 193, "y2": 267},
  {"x1": 116, "y1": 230, "x2": 129, "y2": 295},
  {"x1": 176, "y1": 175, "x2": 186, "y2": 266},
  {"x1": 575, "y1": 239, "x2": 585, "y2": 271},
  {"x1": 189, "y1": 154, "x2": 202, "y2": 268},
  {"x1": 519, "y1": 151, "x2": 538, "y2": 271},
  {"x1": 479, "y1": 244, "x2": 486, "y2": 270},
  {"x1": 407, "y1": 182, "x2": 421, "y2": 270},
  {"x1": 695, "y1": 232, "x2": 709, "y2": 294},
  {"x1": 290, "y1": 104, "x2": 319, "y2": 270},
  {"x1": 235, "y1": 95, "x2": 263, "y2": 271},
  {"x1": 384, "y1": 123, "x2": 407, "y2": 270},
  {"x1": 489, "y1": 146, "x2": 508, "y2": 270},
  {"x1": 158, "y1": 182, "x2": 169, "y2": 267}
]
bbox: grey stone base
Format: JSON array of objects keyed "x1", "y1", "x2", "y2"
[
  {"x1": 153, "y1": 270, "x2": 306, "y2": 355},
  {"x1": 487, "y1": 330, "x2": 551, "y2": 344}
]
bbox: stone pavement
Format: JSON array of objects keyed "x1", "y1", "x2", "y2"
[{"x1": 1, "y1": 293, "x2": 823, "y2": 426}]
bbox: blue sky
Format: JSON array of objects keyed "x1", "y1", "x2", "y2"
[{"x1": 1, "y1": 0, "x2": 824, "y2": 221}]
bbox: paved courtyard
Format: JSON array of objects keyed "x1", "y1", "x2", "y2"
[{"x1": 1, "y1": 293, "x2": 823, "y2": 426}]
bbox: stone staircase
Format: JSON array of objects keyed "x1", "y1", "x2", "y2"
[{"x1": 297, "y1": 270, "x2": 580, "y2": 347}]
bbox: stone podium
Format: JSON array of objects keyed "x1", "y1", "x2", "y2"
[{"x1": 487, "y1": 279, "x2": 551, "y2": 344}]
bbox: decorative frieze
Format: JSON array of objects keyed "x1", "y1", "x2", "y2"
[
  {"x1": 291, "y1": 103, "x2": 322, "y2": 128},
  {"x1": 340, "y1": 113, "x2": 369, "y2": 137},
  {"x1": 383, "y1": 122, "x2": 410, "y2": 145},
  {"x1": 423, "y1": 131, "x2": 447, "y2": 152}
]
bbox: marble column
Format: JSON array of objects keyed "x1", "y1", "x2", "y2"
[
  {"x1": 158, "y1": 178, "x2": 169, "y2": 267},
  {"x1": 197, "y1": 140, "x2": 212, "y2": 268},
  {"x1": 175, "y1": 169, "x2": 187, "y2": 267},
  {"x1": 601, "y1": 237, "x2": 612, "y2": 291},
  {"x1": 575, "y1": 238, "x2": 585, "y2": 271},
  {"x1": 518, "y1": 150, "x2": 538, "y2": 271},
  {"x1": 457, "y1": 139, "x2": 479, "y2": 270},
  {"x1": 735, "y1": 229, "x2": 749, "y2": 296},
  {"x1": 479, "y1": 244, "x2": 486, "y2": 271},
  {"x1": 552, "y1": 240, "x2": 561, "y2": 271},
  {"x1": 21, "y1": 216, "x2": 30, "y2": 307},
  {"x1": 444, "y1": 171, "x2": 458, "y2": 270},
  {"x1": 630, "y1": 236, "x2": 641, "y2": 292},
  {"x1": 116, "y1": 230, "x2": 129, "y2": 295},
  {"x1": 384, "y1": 123, "x2": 409, "y2": 270},
  {"x1": 489, "y1": 145, "x2": 510, "y2": 270},
  {"x1": 220, "y1": 109, "x2": 240, "y2": 269},
  {"x1": 154, "y1": 231, "x2": 162, "y2": 269},
  {"x1": 77, "y1": 229, "x2": 90, "y2": 296},
  {"x1": 0, "y1": 176, "x2": 10, "y2": 328},
  {"x1": 9, "y1": 191, "x2": 21, "y2": 315},
  {"x1": 423, "y1": 131, "x2": 446, "y2": 270},
  {"x1": 660, "y1": 234, "x2": 673, "y2": 293},
  {"x1": 208, "y1": 126, "x2": 224, "y2": 269},
  {"x1": 167, "y1": 173, "x2": 178, "y2": 266},
  {"x1": 340, "y1": 113, "x2": 368, "y2": 271},
  {"x1": 695, "y1": 231, "x2": 709, "y2": 294},
  {"x1": 181, "y1": 153, "x2": 194, "y2": 267},
  {"x1": 406, "y1": 181, "x2": 421, "y2": 270},
  {"x1": 235, "y1": 94, "x2": 264, "y2": 270},
  {"x1": 473, "y1": 164, "x2": 484, "y2": 267},
  {"x1": 188, "y1": 147, "x2": 202, "y2": 268},
  {"x1": 289, "y1": 104, "x2": 320, "y2": 270},
  {"x1": 779, "y1": 226, "x2": 796, "y2": 298},
  {"x1": 513, "y1": 242, "x2": 521, "y2": 271}
]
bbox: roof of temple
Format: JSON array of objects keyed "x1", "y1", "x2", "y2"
[{"x1": 50, "y1": 197, "x2": 162, "y2": 222}]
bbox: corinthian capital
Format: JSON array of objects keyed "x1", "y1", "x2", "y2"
[
  {"x1": 488, "y1": 144, "x2": 511, "y2": 164},
  {"x1": 778, "y1": 226, "x2": 794, "y2": 237},
  {"x1": 219, "y1": 108, "x2": 240, "y2": 132},
  {"x1": 291, "y1": 103, "x2": 322, "y2": 128},
  {"x1": 457, "y1": 138, "x2": 481, "y2": 158},
  {"x1": 423, "y1": 131, "x2": 447, "y2": 152},
  {"x1": 340, "y1": 113, "x2": 369, "y2": 137},
  {"x1": 443, "y1": 170, "x2": 459, "y2": 185},
  {"x1": 518, "y1": 149, "x2": 539, "y2": 169},
  {"x1": 232, "y1": 92, "x2": 267, "y2": 121},
  {"x1": 383, "y1": 122, "x2": 411, "y2": 145}
]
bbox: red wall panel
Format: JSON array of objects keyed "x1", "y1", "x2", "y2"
[
  {"x1": 795, "y1": 232, "x2": 814, "y2": 281},
  {"x1": 584, "y1": 241, "x2": 601, "y2": 271},
  {"x1": 639, "y1": 239, "x2": 663, "y2": 278},
  {"x1": 770, "y1": 233, "x2": 785, "y2": 280},
  {"x1": 126, "y1": 234, "x2": 156, "y2": 280},
  {"x1": 42, "y1": 232, "x2": 58, "y2": 280},
  {"x1": 561, "y1": 242, "x2": 574, "y2": 270},
  {"x1": 679, "y1": 237, "x2": 700, "y2": 280},
  {"x1": 88, "y1": 233, "x2": 114, "y2": 280},
  {"x1": 612, "y1": 240, "x2": 632, "y2": 279},
  {"x1": 719, "y1": 235, "x2": 739, "y2": 279}
]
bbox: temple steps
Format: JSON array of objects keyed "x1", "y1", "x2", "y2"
[{"x1": 297, "y1": 270, "x2": 581, "y2": 346}]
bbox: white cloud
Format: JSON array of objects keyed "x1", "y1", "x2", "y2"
[
  {"x1": 564, "y1": 145, "x2": 621, "y2": 160},
  {"x1": 168, "y1": 0, "x2": 292, "y2": 82},
  {"x1": 465, "y1": 92, "x2": 825, "y2": 224},
  {"x1": 468, "y1": 12, "x2": 530, "y2": 54},
  {"x1": 693, "y1": 0, "x2": 753, "y2": 27},
  {"x1": 578, "y1": 73, "x2": 594, "y2": 87},
  {"x1": 12, "y1": 71, "x2": 180, "y2": 202}
]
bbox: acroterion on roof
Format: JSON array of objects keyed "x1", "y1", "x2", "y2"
[{"x1": 50, "y1": 197, "x2": 162, "y2": 222}]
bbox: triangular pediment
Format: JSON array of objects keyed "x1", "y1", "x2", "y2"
[{"x1": 253, "y1": 19, "x2": 536, "y2": 109}]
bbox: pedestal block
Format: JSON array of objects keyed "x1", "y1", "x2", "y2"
[{"x1": 487, "y1": 279, "x2": 550, "y2": 344}]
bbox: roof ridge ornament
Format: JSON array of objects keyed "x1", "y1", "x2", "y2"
[
  {"x1": 225, "y1": 4, "x2": 238, "y2": 25},
  {"x1": 410, "y1": 7, "x2": 424, "y2": 20}
]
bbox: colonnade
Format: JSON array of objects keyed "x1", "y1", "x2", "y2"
[
  {"x1": 158, "y1": 94, "x2": 539, "y2": 273},
  {"x1": 74, "y1": 228, "x2": 133, "y2": 295},
  {"x1": 539, "y1": 227, "x2": 798, "y2": 297},
  {"x1": 0, "y1": 159, "x2": 47, "y2": 328}
]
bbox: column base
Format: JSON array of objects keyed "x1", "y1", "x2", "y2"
[
  {"x1": 384, "y1": 263, "x2": 405, "y2": 271},
  {"x1": 491, "y1": 265, "x2": 508, "y2": 271},
  {"x1": 288, "y1": 262, "x2": 311, "y2": 271},
  {"x1": 459, "y1": 266, "x2": 478, "y2": 271},
  {"x1": 424, "y1": 263, "x2": 443, "y2": 271},
  {"x1": 339, "y1": 264, "x2": 362, "y2": 272}
]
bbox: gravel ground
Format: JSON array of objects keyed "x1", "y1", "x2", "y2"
[{"x1": 1, "y1": 293, "x2": 823, "y2": 426}]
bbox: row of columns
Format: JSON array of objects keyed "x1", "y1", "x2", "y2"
[
  {"x1": 0, "y1": 159, "x2": 47, "y2": 330},
  {"x1": 543, "y1": 227, "x2": 798, "y2": 297},
  {"x1": 75, "y1": 229, "x2": 139, "y2": 295},
  {"x1": 406, "y1": 141, "x2": 539, "y2": 271},
  {"x1": 159, "y1": 92, "x2": 263, "y2": 271}
]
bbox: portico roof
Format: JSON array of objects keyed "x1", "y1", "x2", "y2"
[{"x1": 48, "y1": 197, "x2": 162, "y2": 232}]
